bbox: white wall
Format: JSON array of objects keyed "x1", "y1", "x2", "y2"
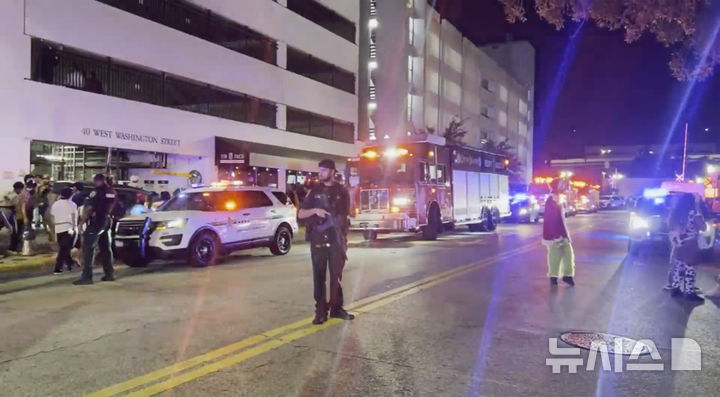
[{"x1": 25, "y1": 0, "x2": 358, "y2": 125}]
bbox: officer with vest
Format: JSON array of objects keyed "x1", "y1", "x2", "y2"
[
  {"x1": 74, "y1": 174, "x2": 117, "y2": 285},
  {"x1": 298, "y1": 159, "x2": 353, "y2": 324}
]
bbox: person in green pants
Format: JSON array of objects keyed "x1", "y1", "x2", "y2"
[{"x1": 542, "y1": 179, "x2": 575, "y2": 286}]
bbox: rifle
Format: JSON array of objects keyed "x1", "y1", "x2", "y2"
[{"x1": 314, "y1": 214, "x2": 348, "y2": 261}]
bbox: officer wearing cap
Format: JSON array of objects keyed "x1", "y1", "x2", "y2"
[
  {"x1": 298, "y1": 159, "x2": 353, "y2": 324},
  {"x1": 74, "y1": 174, "x2": 117, "y2": 285}
]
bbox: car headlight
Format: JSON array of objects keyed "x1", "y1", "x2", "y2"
[
  {"x1": 629, "y1": 214, "x2": 649, "y2": 229},
  {"x1": 392, "y1": 197, "x2": 411, "y2": 206},
  {"x1": 156, "y1": 218, "x2": 187, "y2": 230}
]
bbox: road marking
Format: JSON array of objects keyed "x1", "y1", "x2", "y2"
[{"x1": 86, "y1": 240, "x2": 540, "y2": 397}]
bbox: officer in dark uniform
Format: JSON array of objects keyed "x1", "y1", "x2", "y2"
[
  {"x1": 298, "y1": 159, "x2": 354, "y2": 324},
  {"x1": 73, "y1": 174, "x2": 117, "y2": 285}
]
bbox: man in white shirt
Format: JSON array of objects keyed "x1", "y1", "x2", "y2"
[{"x1": 51, "y1": 188, "x2": 78, "y2": 274}]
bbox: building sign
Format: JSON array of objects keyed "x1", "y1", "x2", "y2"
[
  {"x1": 82, "y1": 128, "x2": 181, "y2": 147},
  {"x1": 215, "y1": 137, "x2": 249, "y2": 166}
]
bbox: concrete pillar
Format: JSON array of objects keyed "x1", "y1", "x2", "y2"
[
  {"x1": 276, "y1": 41, "x2": 287, "y2": 69},
  {"x1": 276, "y1": 104, "x2": 287, "y2": 130},
  {"x1": 278, "y1": 168, "x2": 287, "y2": 191}
]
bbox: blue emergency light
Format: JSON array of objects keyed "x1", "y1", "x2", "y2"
[{"x1": 643, "y1": 188, "x2": 668, "y2": 199}]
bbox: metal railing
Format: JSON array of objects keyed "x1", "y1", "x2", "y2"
[
  {"x1": 96, "y1": 0, "x2": 278, "y2": 65},
  {"x1": 31, "y1": 39, "x2": 277, "y2": 129}
]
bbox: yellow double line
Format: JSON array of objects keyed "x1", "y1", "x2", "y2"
[{"x1": 87, "y1": 241, "x2": 540, "y2": 397}]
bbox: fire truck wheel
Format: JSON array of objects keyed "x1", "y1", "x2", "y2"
[{"x1": 362, "y1": 230, "x2": 378, "y2": 241}]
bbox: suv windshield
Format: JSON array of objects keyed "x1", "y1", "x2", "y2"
[
  {"x1": 634, "y1": 197, "x2": 671, "y2": 216},
  {"x1": 159, "y1": 192, "x2": 220, "y2": 212}
]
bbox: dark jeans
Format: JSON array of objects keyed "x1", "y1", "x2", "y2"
[
  {"x1": 311, "y1": 246, "x2": 345, "y2": 315},
  {"x1": 54, "y1": 231, "x2": 75, "y2": 271},
  {"x1": 81, "y1": 226, "x2": 114, "y2": 280},
  {"x1": 10, "y1": 219, "x2": 24, "y2": 252}
]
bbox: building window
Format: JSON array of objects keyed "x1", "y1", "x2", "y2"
[
  {"x1": 286, "y1": 0, "x2": 356, "y2": 43},
  {"x1": 481, "y1": 78, "x2": 494, "y2": 92},
  {"x1": 519, "y1": 99, "x2": 528, "y2": 116},
  {"x1": 286, "y1": 107, "x2": 354, "y2": 143},
  {"x1": 499, "y1": 85, "x2": 508, "y2": 102},
  {"x1": 408, "y1": 18, "x2": 415, "y2": 45},
  {"x1": 499, "y1": 110, "x2": 507, "y2": 127},
  {"x1": 481, "y1": 105, "x2": 492, "y2": 119},
  {"x1": 31, "y1": 39, "x2": 276, "y2": 128},
  {"x1": 96, "y1": 0, "x2": 277, "y2": 65},
  {"x1": 287, "y1": 47, "x2": 355, "y2": 93}
]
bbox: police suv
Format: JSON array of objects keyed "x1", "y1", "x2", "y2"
[{"x1": 114, "y1": 184, "x2": 298, "y2": 267}]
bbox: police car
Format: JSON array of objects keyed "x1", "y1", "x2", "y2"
[{"x1": 114, "y1": 184, "x2": 298, "y2": 267}]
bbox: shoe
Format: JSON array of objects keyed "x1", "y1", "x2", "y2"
[
  {"x1": 329, "y1": 308, "x2": 355, "y2": 320},
  {"x1": 670, "y1": 287, "x2": 683, "y2": 298},
  {"x1": 53, "y1": 269, "x2": 63, "y2": 275},
  {"x1": 312, "y1": 313, "x2": 327, "y2": 325},
  {"x1": 562, "y1": 276, "x2": 575, "y2": 286},
  {"x1": 550, "y1": 277, "x2": 558, "y2": 286},
  {"x1": 101, "y1": 275, "x2": 115, "y2": 282},
  {"x1": 73, "y1": 278, "x2": 93, "y2": 285},
  {"x1": 684, "y1": 292, "x2": 705, "y2": 302}
]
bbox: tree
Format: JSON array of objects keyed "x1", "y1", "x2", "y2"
[
  {"x1": 442, "y1": 117, "x2": 469, "y2": 145},
  {"x1": 499, "y1": 0, "x2": 720, "y2": 80},
  {"x1": 478, "y1": 133, "x2": 525, "y2": 178}
]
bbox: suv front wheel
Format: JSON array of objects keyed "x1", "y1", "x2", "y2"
[
  {"x1": 189, "y1": 231, "x2": 220, "y2": 267},
  {"x1": 269, "y1": 225, "x2": 292, "y2": 255}
]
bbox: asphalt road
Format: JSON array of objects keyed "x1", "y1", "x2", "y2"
[{"x1": 1, "y1": 212, "x2": 719, "y2": 397}]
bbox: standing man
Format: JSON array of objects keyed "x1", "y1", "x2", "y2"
[
  {"x1": 542, "y1": 178, "x2": 576, "y2": 286},
  {"x1": 2, "y1": 182, "x2": 24, "y2": 252},
  {"x1": 70, "y1": 182, "x2": 86, "y2": 208},
  {"x1": 298, "y1": 159, "x2": 354, "y2": 324},
  {"x1": 73, "y1": 174, "x2": 116, "y2": 285},
  {"x1": 51, "y1": 188, "x2": 78, "y2": 274}
]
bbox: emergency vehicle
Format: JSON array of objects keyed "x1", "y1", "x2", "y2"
[
  {"x1": 347, "y1": 134, "x2": 510, "y2": 240},
  {"x1": 114, "y1": 184, "x2": 298, "y2": 267}
]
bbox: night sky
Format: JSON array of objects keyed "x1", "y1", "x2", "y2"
[{"x1": 432, "y1": 0, "x2": 720, "y2": 168}]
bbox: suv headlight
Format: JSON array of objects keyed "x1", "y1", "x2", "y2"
[
  {"x1": 629, "y1": 214, "x2": 649, "y2": 229},
  {"x1": 155, "y1": 218, "x2": 187, "y2": 230}
]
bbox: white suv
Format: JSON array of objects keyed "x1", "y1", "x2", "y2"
[{"x1": 114, "y1": 185, "x2": 298, "y2": 267}]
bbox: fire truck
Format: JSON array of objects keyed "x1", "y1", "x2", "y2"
[{"x1": 347, "y1": 134, "x2": 510, "y2": 241}]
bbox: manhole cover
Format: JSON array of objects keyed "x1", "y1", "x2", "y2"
[{"x1": 560, "y1": 332, "x2": 651, "y2": 356}]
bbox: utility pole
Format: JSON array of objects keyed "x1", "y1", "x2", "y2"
[{"x1": 681, "y1": 122, "x2": 689, "y2": 181}]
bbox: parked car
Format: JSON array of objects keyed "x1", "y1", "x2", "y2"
[
  {"x1": 114, "y1": 185, "x2": 298, "y2": 267},
  {"x1": 599, "y1": 195, "x2": 625, "y2": 210},
  {"x1": 627, "y1": 189, "x2": 717, "y2": 260},
  {"x1": 507, "y1": 193, "x2": 541, "y2": 223}
]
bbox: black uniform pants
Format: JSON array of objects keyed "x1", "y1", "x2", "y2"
[
  {"x1": 311, "y1": 245, "x2": 345, "y2": 315},
  {"x1": 10, "y1": 219, "x2": 24, "y2": 252},
  {"x1": 81, "y1": 226, "x2": 114, "y2": 280},
  {"x1": 54, "y1": 231, "x2": 75, "y2": 271}
]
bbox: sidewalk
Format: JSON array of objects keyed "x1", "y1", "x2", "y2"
[
  {"x1": 0, "y1": 231, "x2": 58, "y2": 280},
  {"x1": 0, "y1": 228, "x2": 319, "y2": 281}
]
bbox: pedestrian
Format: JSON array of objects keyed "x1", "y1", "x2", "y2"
[
  {"x1": 73, "y1": 174, "x2": 117, "y2": 285},
  {"x1": 667, "y1": 193, "x2": 706, "y2": 301},
  {"x1": 298, "y1": 159, "x2": 354, "y2": 324},
  {"x1": 129, "y1": 196, "x2": 148, "y2": 216},
  {"x1": 51, "y1": 188, "x2": 78, "y2": 274},
  {"x1": 542, "y1": 178, "x2": 575, "y2": 286},
  {"x1": 70, "y1": 182, "x2": 86, "y2": 208},
  {"x1": 152, "y1": 191, "x2": 171, "y2": 210},
  {"x1": 37, "y1": 176, "x2": 56, "y2": 242},
  {"x1": 21, "y1": 180, "x2": 39, "y2": 247},
  {"x1": 2, "y1": 182, "x2": 24, "y2": 252}
]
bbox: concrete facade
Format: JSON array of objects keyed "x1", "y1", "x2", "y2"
[
  {"x1": 361, "y1": 0, "x2": 534, "y2": 183},
  {"x1": 0, "y1": 0, "x2": 360, "y2": 191}
]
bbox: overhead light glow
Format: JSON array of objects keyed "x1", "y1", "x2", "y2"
[
  {"x1": 368, "y1": 61, "x2": 378, "y2": 70},
  {"x1": 368, "y1": 102, "x2": 377, "y2": 110},
  {"x1": 384, "y1": 147, "x2": 409, "y2": 158},
  {"x1": 368, "y1": 18, "x2": 378, "y2": 29}
]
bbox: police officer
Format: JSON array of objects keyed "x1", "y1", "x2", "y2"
[
  {"x1": 298, "y1": 159, "x2": 354, "y2": 324},
  {"x1": 73, "y1": 174, "x2": 117, "y2": 285}
]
